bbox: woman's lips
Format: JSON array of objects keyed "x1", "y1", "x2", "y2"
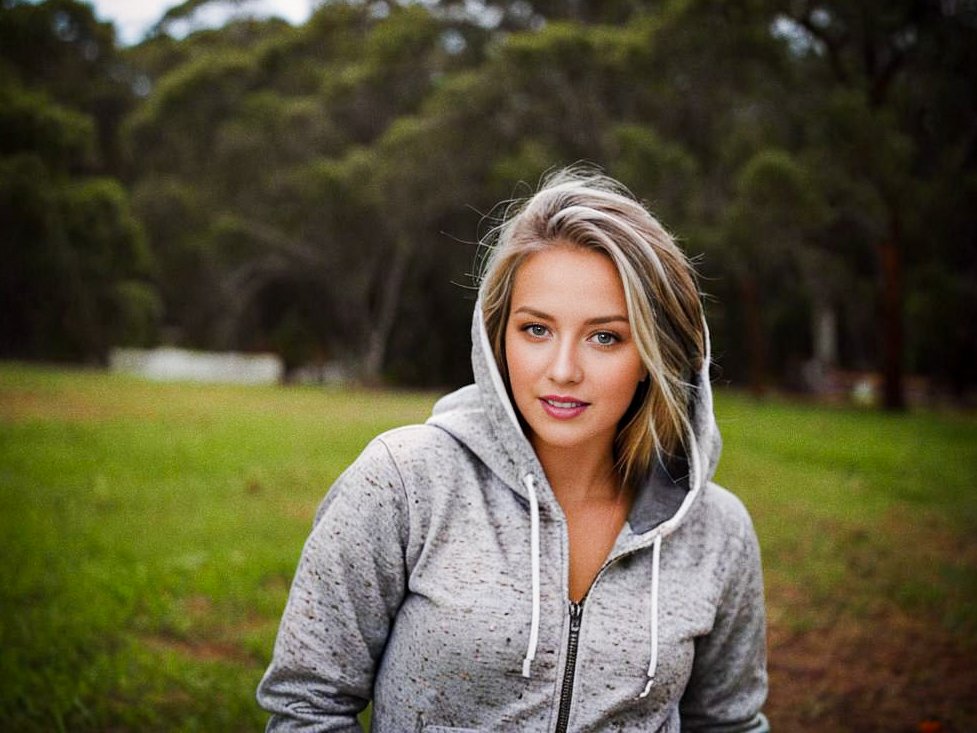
[{"x1": 539, "y1": 396, "x2": 589, "y2": 420}]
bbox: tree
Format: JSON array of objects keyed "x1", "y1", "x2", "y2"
[
  {"x1": 123, "y1": 2, "x2": 487, "y2": 380},
  {"x1": 1, "y1": 1, "x2": 159, "y2": 360},
  {"x1": 770, "y1": 0, "x2": 977, "y2": 407}
]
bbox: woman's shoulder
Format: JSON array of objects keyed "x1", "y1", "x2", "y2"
[
  {"x1": 689, "y1": 481, "x2": 760, "y2": 545},
  {"x1": 673, "y1": 483, "x2": 764, "y2": 603},
  {"x1": 374, "y1": 422, "x2": 470, "y2": 463},
  {"x1": 356, "y1": 422, "x2": 482, "y2": 490}
]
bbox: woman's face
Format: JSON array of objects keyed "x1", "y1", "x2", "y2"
[{"x1": 504, "y1": 244, "x2": 647, "y2": 459}]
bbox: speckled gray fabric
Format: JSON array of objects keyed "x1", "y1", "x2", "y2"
[{"x1": 257, "y1": 303, "x2": 768, "y2": 732}]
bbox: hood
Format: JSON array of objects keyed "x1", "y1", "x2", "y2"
[
  {"x1": 426, "y1": 299, "x2": 723, "y2": 690},
  {"x1": 427, "y1": 300, "x2": 723, "y2": 544}
]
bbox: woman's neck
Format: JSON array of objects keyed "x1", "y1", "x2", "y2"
[{"x1": 531, "y1": 437, "x2": 623, "y2": 505}]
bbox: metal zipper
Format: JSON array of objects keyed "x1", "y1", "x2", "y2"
[
  {"x1": 554, "y1": 600, "x2": 584, "y2": 733},
  {"x1": 550, "y1": 543, "x2": 656, "y2": 732}
]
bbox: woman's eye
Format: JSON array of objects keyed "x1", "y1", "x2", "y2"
[
  {"x1": 592, "y1": 331, "x2": 619, "y2": 346},
  {"x1": 528, "y1": 324, "x2": 548, "y2": 337}
]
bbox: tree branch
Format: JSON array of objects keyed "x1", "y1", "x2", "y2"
[{"x1": 796, "y1": 2, "x2": 851, "y2": 84}]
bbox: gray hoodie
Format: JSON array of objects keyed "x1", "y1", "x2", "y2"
[{"x1": 257, "y1": 304, "x2": 769, "y2": 732}]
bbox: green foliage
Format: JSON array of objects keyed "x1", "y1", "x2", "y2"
[
  {"x1": 489, "y1": 139, "x2": 561, "y2": 194},
  {"x1": 728, "y1": 149, "x2": 828, "y2": 252},
  {"x1": 111, "y1": 280, "x2": 165, "y2": 347},
  {"x1": 0, "y1": 0, "x2": 124, "y2": 112},
  {"x1": 0, "y1": 0, "x2": 161, "y2": 360},
  {"x1": 609, "y1": 124, "x2": 699, "y2": 226},
  {"x1": 0, "y1": 82, "x2": 96, "y2": 170},
  {"x1": 4, "y1": 0, "x2": 975, "y2": 395},
  {"x1": 62, "y1": 178, "x2": 153, "y2": 278},
  {"x1": 0, "y1": 158, "x2": 159, "y2": 359},
  {"x1": 124, "y1": 50, "x2": 258, "y2": 177}
]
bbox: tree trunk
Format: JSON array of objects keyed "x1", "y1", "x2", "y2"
[
  {"x1": 877, "y1": 221, "x2": 906, "y2": 411},
  {"x1": 739, "y1": 272, "x2": 767, "y2": 398},
  {"x1": 362, "y1": 241, "x2": 410, "y2": 384},
  {"x1": 813, "y1": 301, "x2": 837, "y2": 367}
]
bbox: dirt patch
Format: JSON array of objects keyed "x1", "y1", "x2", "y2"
[
  {"x1": 180, "y1": 594, "x2": 213, "y2": 617},
  {"x1": 140, "y1": 595, "x2": 271, "y2": 666},
  {"x1": 764, "y1": 503, "x2": 977, "y2": 732},
  {"x1": 882, "y1": 505, "x2": 977, "y2": 568},
  {"x1": 280, "y1": 497, "x2": 317, "y2": 523},
  {"x1": 766, "y1": 604, "x2": 977, "y2": 732},
  {"x1": 140, "y1": 630, "x2": 261, "y2": 666},
  {"x1": 0, "y1": 387, "x2": 163, "y2": 423}
]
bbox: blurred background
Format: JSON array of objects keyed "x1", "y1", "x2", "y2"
[
  {"x1": 2, "y1": 0, "x2": 975, "y2": 404},
  {"x1": 2, "y1": 1, "x2": 977, "y2": 731}
]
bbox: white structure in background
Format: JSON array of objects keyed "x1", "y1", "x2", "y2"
[{"x1": 109, "y1": 347, "x2": 283, "y2": 384}]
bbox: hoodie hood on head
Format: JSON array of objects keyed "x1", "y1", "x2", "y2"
[
  {"x1": 428, "y1": 300, "x2": 723, "y2": 541},
  {"x1": 428, "y1": 300, "x2": 724, "y2": 691}
]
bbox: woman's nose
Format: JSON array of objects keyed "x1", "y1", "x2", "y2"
[{"x1": 548, "y1": 340, "x2": 583, "y2": 384}]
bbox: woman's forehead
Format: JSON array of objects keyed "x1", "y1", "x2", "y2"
[{"x1": 510, "y1": 246, "x2": 629, "y2": 320}]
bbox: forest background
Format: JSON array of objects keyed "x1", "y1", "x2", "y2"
[
  {"x1": 3, "y1": 1, "x2": 977, "y2": 730},
  {"x1": 3, "y1": 0, "x2": 976, "y2": 406}
]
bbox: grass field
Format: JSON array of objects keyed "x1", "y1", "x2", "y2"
[{"x1": 1, "y1": 363, "x2": 975, "y2": 731}]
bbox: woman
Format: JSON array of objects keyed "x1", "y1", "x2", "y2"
[{"x1": 257, "y1": 168, "x2": 769, "y2": 732}]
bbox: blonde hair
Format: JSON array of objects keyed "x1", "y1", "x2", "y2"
[{"x1": 478, "y1": 166, "x2": 705, "y2": 487}]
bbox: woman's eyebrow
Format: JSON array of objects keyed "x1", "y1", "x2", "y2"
[
  {"x1": 512, "y1": 306, "x2": 629, "y2": 326},
  {"x1": 584, "y1": 315, "x2": 630, "y2": 326},
  {"x1": 512, "y1": 306, "x2": 553, "y2": 320}
]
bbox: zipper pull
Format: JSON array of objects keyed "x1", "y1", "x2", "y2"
[{"x1": 568, "y1": 600, "x2": 583, "y2": 631}]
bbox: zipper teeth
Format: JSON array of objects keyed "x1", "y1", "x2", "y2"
[
  {"x1": 550, "y1": 547, "x2": 651, "y2": 732},
  {"x1": 554, "y1": 601, "x2": 583, "y2": 733}
]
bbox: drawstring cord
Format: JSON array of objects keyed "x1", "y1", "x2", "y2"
[
  {"x1": 639, "y1": 533, "x2": 663, "y2": 698},
  {"x1": 522, "y1": 474, "x2": 541, "y2": 678},
  {"x1": 519, "y1": 471, "x2": 665, "y2": 696}
]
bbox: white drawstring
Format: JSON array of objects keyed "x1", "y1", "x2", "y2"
[
  {"x1": 639, "y1": 533, "x2": 663, "y2": 698},
  {"x1": 518, "y1": 471, "x2": 664, "y2": 694},
  {"x1": 521, "y1": 474, "x2": 541, "y2": 678}
]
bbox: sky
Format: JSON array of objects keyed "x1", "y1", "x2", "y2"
[{"x1": 87, "y1": 0, "x2": 315, "y2": 45}]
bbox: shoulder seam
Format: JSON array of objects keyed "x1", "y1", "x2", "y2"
[{"x1": 375, "y1": 436, "x2": 411, "y2": 543}]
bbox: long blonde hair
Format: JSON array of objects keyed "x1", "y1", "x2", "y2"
[{"x1": 478, "y1": 166, "x2": 705, "y2": 487}]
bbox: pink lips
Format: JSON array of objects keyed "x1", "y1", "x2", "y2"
[{"x1": 539, "y1": 395, "x2": 590, "y2": 420}]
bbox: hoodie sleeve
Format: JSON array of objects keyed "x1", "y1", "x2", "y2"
[
  {"x1": 256, "y1": 437, "x2": 409, "y2": 732},
  {"x1": 679, "y1": 493, "x2": 769, "y2": 732}
]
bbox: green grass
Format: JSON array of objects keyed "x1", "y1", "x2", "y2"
[
  {"x1": 1, "y1": 363, "x2": 975, "y2": 730},
  {"x1": 715, "y1": 396, "x2": 977, "y2": 636},
  {"x1": 0, "y1": 364, "x2": 435, "y2": 731}
]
